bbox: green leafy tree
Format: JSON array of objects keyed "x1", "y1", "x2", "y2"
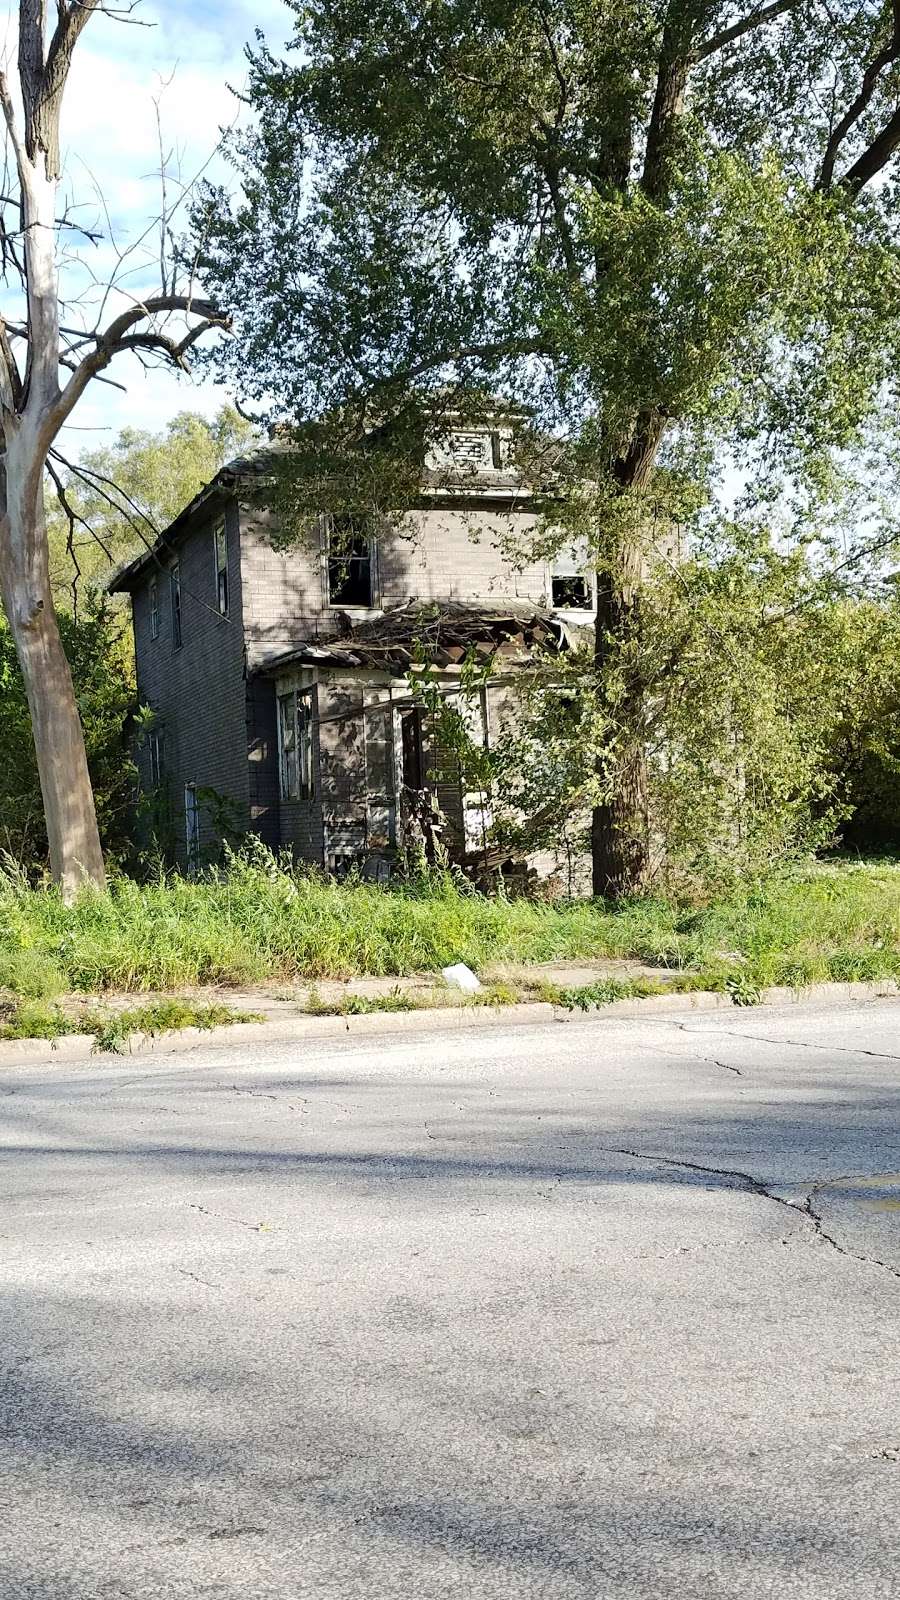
[
  {"x1": 195, "y1": 0, "x2": 900, "y2": 896},
  {"x1": 0, "y1": 604, "x2": 137, "y2": 872},
  {"x1": 48, "y1": 406, "x2": 257, "y2": 608},
  {"x1": 482, "y1": 530, "x2": 900, "y2": 889}
]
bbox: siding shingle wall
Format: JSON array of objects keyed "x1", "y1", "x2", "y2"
[{"x1": 132, "y1": 499, "x2": 250, "y2": 864}]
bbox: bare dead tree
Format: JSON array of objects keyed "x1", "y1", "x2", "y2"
[{"x1": 0, "y1": 2, "x2": 228, "y2": 899}]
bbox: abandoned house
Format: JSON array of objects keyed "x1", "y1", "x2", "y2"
[{"x1": 110, "y1": 420, "x2": 594, "y2": 876}]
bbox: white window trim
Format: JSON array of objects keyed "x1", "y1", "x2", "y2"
[
  {"x1": 148, "y1": 576, "x2": 160, "y2": 640},
  {"x1": 549, "y1": 566, "x2": 596, "y2": 614}
]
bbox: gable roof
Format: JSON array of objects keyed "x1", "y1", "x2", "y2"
[{"x1": 106, "y1": 448, "x2": 277, "y2": 595}]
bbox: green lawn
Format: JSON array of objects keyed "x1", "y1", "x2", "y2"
[{"x1": 1, "y1": 853, "x2": 899, "y2": 1000}]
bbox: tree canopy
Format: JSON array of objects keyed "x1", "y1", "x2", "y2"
[
  {"x1": 193, "y1": 1, "x2": 900, "y2": 894},
  {"x1": 197, "y1": 0, "x2": 900, "y2": 495}
]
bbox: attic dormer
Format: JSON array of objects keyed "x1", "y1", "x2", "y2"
[{"x1": 424, "y1": 423, "x2": 511, "y2": 474}]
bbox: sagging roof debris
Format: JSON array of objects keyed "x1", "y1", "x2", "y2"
[{"x1": 263, "y1": 601, "x2": 583, "y2": 676}]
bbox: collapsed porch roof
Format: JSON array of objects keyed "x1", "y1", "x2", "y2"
[{"x1": 261, "y1": 601, "x2": 581, "y2": 676}]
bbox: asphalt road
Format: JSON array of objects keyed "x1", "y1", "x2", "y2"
[{"x1": 3, "y1": 998, "x2": 900, "y2": 1599}]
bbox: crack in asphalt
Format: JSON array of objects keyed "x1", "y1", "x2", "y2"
[
  {"x1": 700, "y1": 1056, "x2": 743, "y2": 1078},
  {"x1": 230, "y1": 1085, "x2": 308, "y2": 1114},
  {"x1": 174, "y1": 1266, "x2": 219, "y2": 1290},
  {"x1": 599, "y1": 1145, "x2": 900, "y2": 1284},
  {"x1": 189, "y1": 1203, "x2": 277, "y2": 1234},
  {"x1": 677, "y1": 1024, "x2": 900, "y2": 1067},
  {"x1": 674, "y1": 1023, "x2": 743, "y2": 1076}
]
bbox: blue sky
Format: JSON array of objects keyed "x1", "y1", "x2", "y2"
[{"x1": 1, "y1": 0, "x2": 292, "y2": 455}]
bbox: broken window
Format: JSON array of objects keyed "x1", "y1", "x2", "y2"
[
  {"x1": 278, "y1": 688, "x2": 315, "y2": 801},
  {"x1": 448, "y1": 431, "x2": 493, "y2": 469},
  {"x1": 551, "y1": 574, "x2": 592, "y2": 610},
  {"x1": 327, "y1": 515, "x2": 374, "y2": 607}
]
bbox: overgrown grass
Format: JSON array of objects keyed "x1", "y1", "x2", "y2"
[
  {"x1": 0, "y1": 851, "x2": 898, "y2": 997},
  {"x1": 0, "y1": 997, "x2": 255, "y2": 1050},
  {"x1": 541, "y1": 973, "x2": 717, "y2": 1009}
]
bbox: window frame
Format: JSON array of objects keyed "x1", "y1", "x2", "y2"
[
  {"x1": 170, "y1": 562, "x2": 182, "y2": 649},
  {"x1": 325, "y1": 513, "x2": 376, "y2": 609},
  {"x1": 213, "y1": 518, "x2": 229, "y2": 617},
  {"x1": 148, "y1": 728, "x2": 164, "y2": 787},
  {"x1": 184, "y1": 783, "x2": 200, "y2": 872},
  {"x1": 551, "y1": 573, "x2": 593, "y2": 611},
  {"x1": 148, "y1": 576, "x2": 160, "y2": 640},
  {"x1": 277, "y1": 687, "x2": 315, "y2": 802}
]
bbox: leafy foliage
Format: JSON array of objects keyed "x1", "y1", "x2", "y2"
[
  {"x1": 464, "y1": 530, "x2": 900, "y2": 886},
  {"x1": 192, "y1": 1, "x2": 900, "y2": 894},
  {"x1": 0, "y1": 603, "x2": 136, "y2": 870},
  {"x1": 47, "y1": 406, "x2": 257, "y2": 606},
  {"x1": 196, "y1": 4, "x2": 900, "y2": 516}
]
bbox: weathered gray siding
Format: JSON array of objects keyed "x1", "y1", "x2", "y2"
[
  {"x1": 238, "y1": 499, "x2": 553, "y2": 674},
  {"x1": 129, "y1": 477, "x2": 576, "y2": 871},
  {"x1": 133, "y1": 499, "x2": 250, "y2": 864},
  {"x1": 380, "y1": 504, "x2": 549, "y2": 610}
]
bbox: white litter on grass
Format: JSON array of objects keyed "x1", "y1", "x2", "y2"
[{"x1": 442, "y1": 963, "x2": 482, "y2": 994}]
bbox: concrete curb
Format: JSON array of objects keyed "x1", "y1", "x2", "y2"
[{"x1": 0, "y1": 977, "x2": 898, "y2": 1068}]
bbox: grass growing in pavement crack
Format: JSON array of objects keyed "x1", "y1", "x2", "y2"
[
  {"x1": 541, "y1": 973, "x2": 719, "y2": 1010},
  {"x1": 0, "y1": 998, "x2": 260, "y2": 1051}
]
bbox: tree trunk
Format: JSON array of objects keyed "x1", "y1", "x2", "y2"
[
  {"x1": 0, "y1": 431, "x2": 106, "y2": 900},
  {"x1": 592, "y1": 603, "x2": 649, "y2": 897},
  {"x1": 590, "y1": 412, "x2": 667, "y2": 900},
  {"x1": 591, "y1": 539, "x2": 650, "y2": 899}
]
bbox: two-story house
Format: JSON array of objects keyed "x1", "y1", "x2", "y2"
[{"x1": 110, "y1": 421, "x2": 594, "y2": 874}]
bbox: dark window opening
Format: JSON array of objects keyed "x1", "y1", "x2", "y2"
[
  {"x1": 171, "y1": 563, "x2": 182, "y2": 648},
  {"x1": 328, "y1": 515, "x2": 374, "y2": 607},
  {"x1": 214, "y1": 520, "x2": 228, "y2": 616},
  {"x1": 148, "y1": 729, "x2": 164, "y2": 786},
  {"x1": 552, "y1": 574, "x2": 592, "y2": 610},
  {"x1": 401, "y1": 708, "x2": 424, "y2": 792},
  {"x1": 184, "y1": 784, "x2": 200, "y2": 871}
]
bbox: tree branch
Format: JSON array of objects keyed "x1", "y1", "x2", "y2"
[
  {"x1": 642, "y1": 15, "x2": 694, "y2": 202},
  {"x1": 818, "y1": 1, "x2": 900, "y2": 192},
  {"x1": 840, "y1": 102, "x2": 900, "y2": 194},
  {"x1": 694, "y1": 0, "x2": 800, "y2": 61},
  {"x1": 0, "y1": 313, "x2": 23, "y2": 411},
  {"x1": 26, "y1": 1, "x2": 103, "y2": 178},
  {"x1": 42, "y1": 293, "x2": 230, "y2": 445}
]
